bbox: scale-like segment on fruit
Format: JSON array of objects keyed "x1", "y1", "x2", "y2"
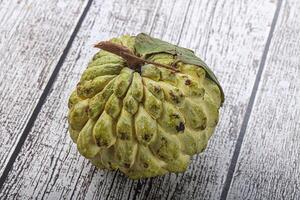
[{"x1": 68, "y1": 34, "x2": 223, "y2": 179}]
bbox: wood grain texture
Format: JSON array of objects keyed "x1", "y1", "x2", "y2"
[
  {"x1": 0, "y1": 0, "x2": 277, "y2": 199},
  {"x1": 0, "y1": 0, "x2": 168, "y2": 199},
  {"x1": 227, "y1": 0, "x2": 300, "y2": 199},
  {"x1": 117, "y1": 1, "x2": 278, "y2": 199},
  {"x1": 0, "y1": 0, "x2": 87, "y2": 176}
]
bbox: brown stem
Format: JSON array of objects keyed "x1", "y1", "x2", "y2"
[{"x1": 94, "y1": 41, "x2": 178, "y2": 72}]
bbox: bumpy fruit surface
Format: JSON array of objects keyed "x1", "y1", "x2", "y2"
[{"x1": 68, "y1": 34, "x2": 223, "y2": 179}]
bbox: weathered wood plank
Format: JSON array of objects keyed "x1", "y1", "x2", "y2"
[
  {"x1": 0, "y1": 0, "x2": 88, "y2": 176},
  {"x1": 0, "y1": 0, "x2": 168, "y2": 199},
  {"x1": 0, "y1": 0, "x2": 277, "y2": 199},
  {"x1": 227, "y1": 0, "x2": 300, "y2": 199},
  {"x1": 129, "y1": 1, "x2": 279, "y2": 199}
]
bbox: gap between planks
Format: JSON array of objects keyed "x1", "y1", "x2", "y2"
[
  {"x1": 0, "y1": 0, "x2": 94, "y2": 189},
  {"x1": 220, "y1": 0, "x2": 283, "y2": 199}
]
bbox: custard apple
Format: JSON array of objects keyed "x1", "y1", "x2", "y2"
[{"x1": 67, "y1": 33, "x2": 224, "y2": 179}]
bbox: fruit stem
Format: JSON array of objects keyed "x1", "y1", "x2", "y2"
[{"x1": 94, "y1": 41, "x2": 178, "y2": 72}]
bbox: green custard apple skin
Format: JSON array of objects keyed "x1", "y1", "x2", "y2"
[{"x1": 68, "y1": 33, "x2": 223, "y2": 179}]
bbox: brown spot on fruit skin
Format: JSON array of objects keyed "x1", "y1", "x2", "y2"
[
  {"x1": 199, "y1": 124, "x2": 206, "y2": 130},
  {"x1": 199, "y1": 117, "x2": 207, "y2": 130},
  {"x1": 169, "y1": 91, "x2": 180, "y2": 104},
  {"x1": 96, "y1": 140, "x2": 108, "y2": 147},
  {"x1": 143, "y1": 163, "x2": 149, "y2": 168},
  {"x1": 185, "y1": 79, "x2": 191, "y2": 85},
  {"x1": 176, "y1": 122, "x2": 185, "y2": 132},
  {"x1": 143, "y1": 134, "x2": 151, "y2": 141},
  {"x1": 124, "y1": 163, "x2": 130, "y2": 168},
  {"x1": 85, "y1": 106, "x2": 89, "y2": 113},
  {"x1": 108, "y1": 162, "x2": 112, "y2": 169},
  {"x1": 154, "y1": 86, "x2": 161, "y2": 93},
  {"x1": 120, "y1": 132, "x2": 129, "y2": 140},
  {"x1": 171, "y1": 113, "x2": 180, "y2": 119}
]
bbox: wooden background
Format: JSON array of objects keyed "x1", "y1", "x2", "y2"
[{"x1": 0, "y1": 0, "x2": 299, "y2": 199}]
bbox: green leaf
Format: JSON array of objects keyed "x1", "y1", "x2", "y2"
[{"x1": 134, "y1": 33, "x2": 224, "y2": 104}]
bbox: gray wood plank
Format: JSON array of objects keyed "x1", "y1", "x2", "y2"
[
  {"x1": 0, "y1": 0, "x2": 88, "y2": 176},
  {"x1": 0, "y1": 0, "x2": 167, "y2": 198},
  {"x1": 129, "y1": 1, "x2": 279, "y2": 199},
  {"x1": 227, "y1": 0, "x2": 300, "y2": 199},
  {"x1": 0, "y1": 0, "x2": 277, "y2": 199}
]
